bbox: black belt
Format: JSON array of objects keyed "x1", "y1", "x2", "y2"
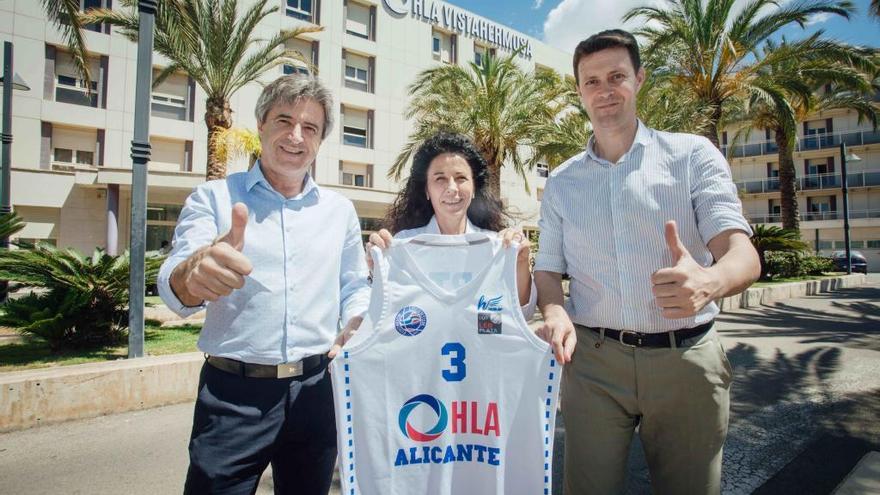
[
  {"x1": 584, "y1": 321, "x2": 714, "y2": 348},
  {"x1": 206, "y1": 354, "x2": 327, "y2": 379}
]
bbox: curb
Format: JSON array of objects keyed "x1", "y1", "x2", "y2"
[
  {"x1": 717, "y1": 274, "x2": 867, "y2": 312},
  {"x1": 0, "y1": 352, "x2": 203, "y2": 433},
  {"x1": 0, "y1": 274, "x2": 868, "y2": 433}
]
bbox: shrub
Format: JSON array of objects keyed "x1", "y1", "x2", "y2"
[
  {"x1": 764, "y1": 251, "x2": 833, "y2": 279},
  {"x1": 0, "y1": 245, "x2": 163, "y2": 350}
]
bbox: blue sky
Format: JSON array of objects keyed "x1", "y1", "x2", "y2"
[{"x1": 445, "y1": 0, "x2": 880, "y2": 53}]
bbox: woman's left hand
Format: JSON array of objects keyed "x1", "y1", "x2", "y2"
[{"x1": 499, "y1": 228, "x2": 531, "y2": 265}]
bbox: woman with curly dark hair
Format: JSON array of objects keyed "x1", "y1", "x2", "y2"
[{"x1": 367, "y1": 132, "x2": 535, "y2": 318}]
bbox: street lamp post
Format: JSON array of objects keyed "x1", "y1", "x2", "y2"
[
  {"x1": 128, "y1": 0, "x2": 157, "y2": 358},
  {"x1": 1, "y1": 41, "x2": 31, "y2": 302},
  {"x1": 839, "y1": 142, "x2": 861, "y2": 275}
]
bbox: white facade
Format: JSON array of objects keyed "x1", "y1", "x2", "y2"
[
  {"x1": 1, "y1": 0, "x2": 572, "y2": 252},
  {"x1": 724, "y1": 106, "x2": 880, "y2": 267}
]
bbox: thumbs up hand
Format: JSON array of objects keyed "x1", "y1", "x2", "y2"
[
  {"x1": 650, "y1": 220, "x2": 721, "y2": 319},
  {"x1": 170, "y1": 203, "x2": 254, "y2": 306}
]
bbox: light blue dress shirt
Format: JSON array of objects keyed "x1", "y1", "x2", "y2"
[
  {"x1": 157, "y1": 162, "x2": 371, "y2": 364},
  {"x1": 395, "y1": 216, "x2": 538, "y2": 320},
  {"x1": 534, "y1": 121, "x2": 752, "y2": 333}
]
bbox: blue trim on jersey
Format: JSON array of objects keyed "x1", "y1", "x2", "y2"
[
  {"x1": 544, "y1": 357, "x2": 556, "y2": 495},
  {"x1": 341, "y1": 351, "x2": 357, "y2": 495}
]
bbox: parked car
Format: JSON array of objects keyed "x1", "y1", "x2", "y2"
[{"x1": 831, "y1": 250, "x2": 868, "y2": 274}]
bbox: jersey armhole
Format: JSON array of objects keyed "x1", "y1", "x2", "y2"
[
  {"x1": 342, "y1": 246, "x2": 390, "y2": 356},
  {"x1": 506, "y1": 243, "x2": 552, "y2": 353}
]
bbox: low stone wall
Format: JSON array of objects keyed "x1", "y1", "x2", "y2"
[
  {"x1": 0, "y1": 352, "x2": 203, "y2": 433},
  {"x1": 0, "y1": 274, "x2": 867, "y2": 433},
  {"x1": 718, "y1": 273, "x2": 866, "y2": 312}
]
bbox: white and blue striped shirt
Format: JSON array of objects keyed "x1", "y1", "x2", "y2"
[{"x1": 534, "y1": 121, "x2": 751, "y2": 333}]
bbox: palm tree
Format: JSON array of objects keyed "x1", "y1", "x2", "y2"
[
  {"x1": 0, "y1": 212, "x2": 25, "y2": 242},
  {"x1": 83, "y1": 0, "x2": 320, "y2": 180},
  {"x1": 624, "y1": 0, "x2": 856, "y2": 147},
  {"x1": 211, "y1": 126, "x2": 262, "y2": 169},
  {"x1": 728, "y1": 36, "x2": 877, "y2": 230},
  {"x1": 389, "y1": 51, "x2": 563, "y2": 196},
  {"x1": 749, "y1": 224, "x2": 809, "y2": 279},
  {"x1": 0, "y1": 246, "x2": 163, "y2": 349}
]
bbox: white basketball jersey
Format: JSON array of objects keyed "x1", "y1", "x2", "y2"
[{"x1": 330, "y1": 233, "x2": 561, "y2": 495}]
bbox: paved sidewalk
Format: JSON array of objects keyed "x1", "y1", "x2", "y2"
[{"x1": 0, "y1": 276, "x2": 877, "y2": 494}]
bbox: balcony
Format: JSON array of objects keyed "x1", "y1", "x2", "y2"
[
  {"x1": 746, "y1": 208, "x2": 880, "y2": 224},
  {"x1": 736, "y1": 169, "x2": 880, "y2": 194},
  {"x1": 722, "y1": 128, "x2": 880, "y2": 158}
]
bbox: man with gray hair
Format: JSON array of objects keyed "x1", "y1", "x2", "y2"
[{"x1": 158, "y1": 74, "x2": 370, "y2": 494}]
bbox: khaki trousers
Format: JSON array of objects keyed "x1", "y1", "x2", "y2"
[{"x1": 561, "y1": 325, "x2": 733, "y2": 495}]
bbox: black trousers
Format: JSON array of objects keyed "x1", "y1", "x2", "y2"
[{"x1": 183, "y1": 361, "x2": 337, "y2": 495}]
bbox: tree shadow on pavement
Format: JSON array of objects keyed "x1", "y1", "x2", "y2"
[{"x1": 717, "y1": 286, "x2": 880, "y2": 351}]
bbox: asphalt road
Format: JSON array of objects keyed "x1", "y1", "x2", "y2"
[{"x1": 1, "y1": 276, "x2": 877, "y2": 494}]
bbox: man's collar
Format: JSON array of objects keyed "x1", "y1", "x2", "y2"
[
  {"x1": 586, "y1": 119, "x2": 653, "y2": 162},
  {"x1": 245, "y1": 160, "x2": 320, "y2": 200}
]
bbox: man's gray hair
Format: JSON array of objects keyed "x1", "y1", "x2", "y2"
[{"x1": 255, "y1": 74, "x2": 334, "y2": 139}]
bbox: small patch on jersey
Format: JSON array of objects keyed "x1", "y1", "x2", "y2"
[
  {"x1": 477, "y1": 294, "x2": 503, "y2": 312},
  {"x1": 477, "y1": 312, "x2": 502, "y2": 334},
  {"x1": 395, "y1": 306, "x2": 427, "y2": 336}
]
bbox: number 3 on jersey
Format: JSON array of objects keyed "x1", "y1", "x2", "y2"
[{"x1": 441, "y1": 342, "x2": 466, "y2": 382}]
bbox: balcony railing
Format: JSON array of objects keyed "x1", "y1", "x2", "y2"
[
  {"x1": 735, "y1": 169, "x2": 880, "y2": 194},
  {"x1": 722, "y1": 128, "x2": 880, "y2": 158},
  {"x1": 746, "y1": 208, "x2": 880, "y2": 224}
]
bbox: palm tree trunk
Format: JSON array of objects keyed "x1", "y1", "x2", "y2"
[
  {"x1": 776, "y1": 128, "x2": 799, "y2": 231},
  {"x1": 205, "y1": 97, "x2": 234, "y2": 181},
  {"x1": 703, "y1": 104, "x2": 723, "y2": 149}
]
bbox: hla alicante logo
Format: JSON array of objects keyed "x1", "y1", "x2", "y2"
[{"x1": 394, "y1": 393, "x2": 502, "y2": 467}]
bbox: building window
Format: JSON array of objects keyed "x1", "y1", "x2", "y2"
[
  {"x1": 147, "y1": 204, "x2": 182, "y2": 252},
  {"x1": 867, "y1": 240, "x2": 880, "y2": 249},
  {"x1": 52, "y1": 126, "x2": 98, "y2": 168},
  {"x1": 282, "y1": 37, "x2": 317, "y2": 75},
  {"x1": 536, "y1": 162, "x2": 549, "y2": 178},
  {"x1": 80, "y1": 0, "x2": 107, "y2": 32},
  {"x1": 151, "y1": 71, "x2": 190, "y2": 121},
  {"x1": 56, "y1": 73, "x2": 98, "y2": 107},
  {"x1": 341, "y1": 106, "x2": 371, "y2": 149},
  {"x1": 345, "y1": 1, "x2": 373, "y2": 40},
  {"x1": 343, "y1": 51, "x2": 372, "y2": 92},
  {"x1": 474, "y1": 43, "x2": 494, "y2": 68},
  {"x1": 54, "y1": 51, "x2": 101, "y2": 107},
  {"x1": 806, "y1": 195, "x2": 836, "y2": 221},
  {"x1": 432, "y1": 29, "x2": 454, "y2": 64},
  {"x1": 343, "y1": 125, "x2": 367, "y2": 147},
  {"x1": 340, "y1": 162, "x2": 372, "y2": 188},
  {"x1": 286, "y1": 0, "x2": 314, "y2": 22},
  {"x1": 283, "y1": 64, "x2": 310, "y2": 75}
]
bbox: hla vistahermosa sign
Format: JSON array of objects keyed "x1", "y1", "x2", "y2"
[{"x1": 382, "y1": 0, "x2": 533, "y2": 58}]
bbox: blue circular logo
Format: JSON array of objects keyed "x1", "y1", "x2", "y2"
[
  {"x1": 395, "y1": 306, "x2": 427, "y2": 336},
  {"x1": 398, "y1": 394, "x2": 448, "y2": 442}
]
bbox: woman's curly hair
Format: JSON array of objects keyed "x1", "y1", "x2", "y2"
[{"x1": 384, "y1": 133, "x2": 509, "y2": 234}]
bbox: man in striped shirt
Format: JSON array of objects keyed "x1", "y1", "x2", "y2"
[{"x1": 534, "y1": 30, "x2": 760, "y2": 494}]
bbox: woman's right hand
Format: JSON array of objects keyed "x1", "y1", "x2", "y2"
[{"x1": 365, "y1": 229, "x2": 393, "y2": 272}]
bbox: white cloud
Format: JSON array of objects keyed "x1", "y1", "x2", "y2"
[
  {"x1": 805, "y1": 12, "x2": 832, "y2": 26},
  {"x1": 541, "y1": 0, "x2": 655, "y2": 53},
  {"x1": 533, "y1": 0, "x2": 544, "y2": 9},
  {"x1": 541, "y1": 0, "x2": 801, "y2": 54}
]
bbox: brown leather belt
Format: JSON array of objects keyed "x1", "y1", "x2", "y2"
[
  {"x1": 583, "y1": 320, "x2": 714, "y2": 348},
  {"x1": 206, "y1": 354, "x2": 327, "y2": 379}
]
